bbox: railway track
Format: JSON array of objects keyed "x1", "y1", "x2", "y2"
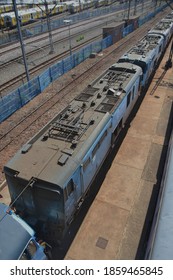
[
  {"x1": 0, "y1": 5, "x2": 162, "y2": 96},
  {"x1": 0, "y1": 19, "x2": 101, "y2": 59},
  {"x1": 0, "y1": 2, "x2": 170, "y2": 260},
  {"x1": 0, "y1": 1, "x2": 159, "y2": 96},
  {"x1": 0, "y1": 8, "x2": 124, "y2": 58},
  {"x1": 0, "y1": 0, "x2": 154, "y2": 64},
  {"x1": 0, "y1": 34, "x2": 102, "y2": 93},
  {"x1": 0, "y1": 10, "x2": 169, "y2": 156},
  {"x1": 0, "y1": 16, "x2": 121, "y2": 94}
]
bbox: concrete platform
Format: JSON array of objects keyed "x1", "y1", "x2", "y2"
[{"x1": 65, "y1": 42, "x2": 173, "y2": 260}]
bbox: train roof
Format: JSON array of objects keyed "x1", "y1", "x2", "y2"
[
  {"x1": 148, "y1": 21, "x2": 173, "y2": 34},
  {"x1": 161, "y1": 16, "x2": 173, "y2": 22},
  {"x1": 4, "y1": 62, "x2": 142, "y2": 188},
  {"x1": 0, "y1": 203, "x2": 34, "y2": 260},
  {"x1": 119, "y1": 33, "x2": 164, "y2": 65},
  {"x1": 164, "y1": 12, "x2": 173, "y2": 19}
]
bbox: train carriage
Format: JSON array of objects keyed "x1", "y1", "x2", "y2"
[
  {"x1": 0, "y1": 16, "x2": 4, "y2": 29},
  {"x1": 68, "y1": 2, "x2": 81, "y2": 14},
  {"x1": 3, "y1": 4, "x2": 13, "y2": 13},
  {"x1": 58, "y1": 3, "x2": 68, "y2": 13},
  {"x1": 0, "y1": 6, "x2": 4, "y2": 14},
  {"x1": 148, "y1": 20, "x2": 173, "y2": 48},
  {"x1": 4, "y1": 62, "x2": 142, "y2": 244},
  {"x1": 0, "y1": 203, "x2": 48, "y2": 260},
  {"x1": 164, "y1": 11, "x2": 173, "y2": 20},
  {"x1": 3, "y1": 8, "x2": 173, "y2": 249},
  {"x1": 118, "y1": 33, "x2": 165, "y2": 86},
  {"x1": 3, "y1": 12, "x2": 17, "y2": 28},
  {"x1": 0, "y1": 5, "x2": 5, "y2": 14},
  {"x1": 1, "y1": 10, "x2": 36, "y2": 28},
  {"x1": 0, "y1": 4, "x2": 68, "y2": 28}
]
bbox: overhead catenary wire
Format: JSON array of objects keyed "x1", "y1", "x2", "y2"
[{"x1": 0, "y1": 177, "x2": 36, "y2": 223}]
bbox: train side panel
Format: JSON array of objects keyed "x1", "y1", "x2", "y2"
[{"x1": 80, "y1": 114, "x2": 111, "y2": 193}]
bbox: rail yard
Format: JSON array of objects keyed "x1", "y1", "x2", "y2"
[
  {"x1": 64, "y1": 38, "x2": 173, "y2": 260},
  {"x1": 0, "y1": 0, "x2": 156, "y2": 95},
  {"x1": 0, "y1": 0, "x2": 173, "y2": 260}
]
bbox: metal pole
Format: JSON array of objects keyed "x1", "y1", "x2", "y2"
[
  {"x1": 12, "y1": 0, "x2": 30, "y2": 82},
  {"x1": 134, "y1": 0, "x2": 137, "y2": 15},
  {"x1": 79, "y1": 0, "x2": 82, "y2": 12},
  {"x1": 45, "y1": 1, "x2": 54, "y2": 54},
  {"x1": 127, "y1": 0, "x2": 131, "y2": 20},
  {"x1": 154, "y1": 0, "x2": 158, "y2": 13},
  {"x1": 142, "y1": 0, "x2": 144, "y2": 14},
  {"x1": 64, "y1": 20, "x2": 72, "y2": 56},
  {"x1": 68, "y1": 22, "x2": 72, "y2": 56}
]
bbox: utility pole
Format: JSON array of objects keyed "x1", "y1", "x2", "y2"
[
  {"x1": 142, "y1": 0, "x2": 144, "y2": 14},
  {"x1": 127, "y1": 0, "x2": 131, "y2": 20},
  {"x1": 12, "y1": 0, "x2": 30, "y2": 82},
  {"x1": 134, "y1": 0, "x2": 137, "y2": 15},
  {"x1": 36, "y1": 1, "x2": 55, "y2": 54},
  {"x1": 79, "y1": 0, "x2": 82, "y2": 12},
  {"x1": 154, "y1": 0, "x2": 158, "y2": 12},
  {"x1": 63, "y1": 20, "x2": 72, "y2": 56},
  {"x1": 45, "y1": 1, "x2": 54, "y2": 54}
]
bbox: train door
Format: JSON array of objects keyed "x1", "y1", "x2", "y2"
[
  {"x1": 64, "y1": 173, "x2": 81, "y2": 224},
  {"x1": 82, "y1": 129, "x2": 111, "y2": 193},
  {"x1": 111, "y1": 119, "x2": 123, "y2": 147}
]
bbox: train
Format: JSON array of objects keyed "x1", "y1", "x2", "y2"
[
  {"x1": 0, "y1": 4, "x2": 15, "y2": 14},
  {"x1": 67, "y1": 0, "x2": 118, "y2": 14},
  {"x1": 3, "y1": 11, "x2": 173, "y2": 246},
  {"x1": 145, "y1": 124, "x2": 173, "y2": 260},
  {"x1": 0, "y1": 4, "x2": 68, "y2": 29},
  {"x1": 0, "y1": 0, "x2": 61, "y2": 14},
  {"x1": 0, "y1": 0, "x2": 120, "y2": 28},
  {"x1": 0, "y1": 202, "x2": 50, "y2": 260}
]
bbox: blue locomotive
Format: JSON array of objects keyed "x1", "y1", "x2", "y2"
[
  {"x1": 3, "y1": 13, "x2": 173, "y2": 245},
  {"x1": 118, "y1": 33, "x2": 165, "y2": 86},
  {"x1": 148, "y1": 19, "x2": 173, "y2": 48},
  {"x1": 0, "y1": 203, "x2": 49, "y2": 260}
]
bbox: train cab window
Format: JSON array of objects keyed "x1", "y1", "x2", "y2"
[
  {"x1": 92, "y1": 143, "x2": 99, "y2": 158},
  {"x1": 99, "y1": 130, "x2": 107, "y2": 144},
  {"x1": 20, "y1": 240, "x2": 37, "y2": 260},
  {"x1": 126, "y1": 92, "x2": 131, "y2": 108},
  {"x1": 66, "y1": 179, "x2": 74, "y2": 196},
  {"x1": 83, "y1": 157, "x2": 90, "y2": 172}
]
